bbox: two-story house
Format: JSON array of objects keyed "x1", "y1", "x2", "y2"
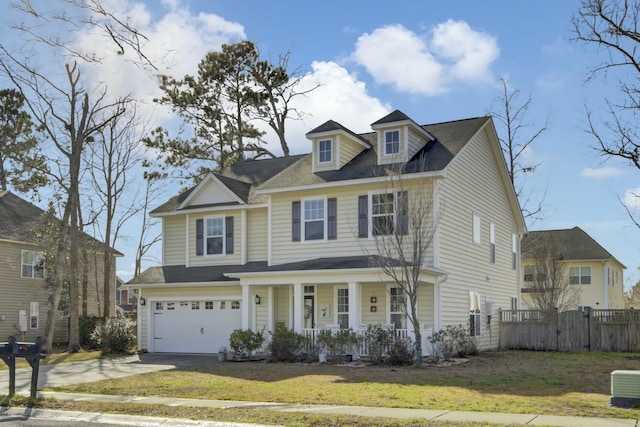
[
  {"x1": 521, "y1": 226, "x2": 626, "y2": 310},
  {"x1": 0, "y1": 191, "x2": 120, "y2": 343},
  {"x1": 129, "y1": 110, "x2": 525, "y2": 354}
]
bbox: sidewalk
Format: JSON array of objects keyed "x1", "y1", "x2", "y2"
[{"x1": 2, "y1": 390, "x2": 634, "y2": 427}]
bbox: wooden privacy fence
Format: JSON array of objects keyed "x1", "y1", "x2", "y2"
[{"x1": 499, "y1": 308, "x2": 640, "y2": 352}]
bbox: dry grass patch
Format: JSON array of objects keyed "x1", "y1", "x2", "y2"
[{"x1": 51, "y1": 351, "x2": 640, "y2": 419}]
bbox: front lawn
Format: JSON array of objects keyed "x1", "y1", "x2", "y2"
[{"x1": 51, "y1": 351, "x2": 640, "y2": 419}]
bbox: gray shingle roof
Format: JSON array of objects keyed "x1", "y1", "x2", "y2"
[
  {"x1": 151, "y1": 115, "x2": 489, "y2": 212},
  {"x1": 0, "y1": 191, "x2": 49, "y2": 244},
  {"x1": 0, "y1": 191, "x2": 123, "y2": 255},
  {"x1": 151, "y1": 155, "x2": 306, "y2": 214},
  {"x1": 127, "y1": 256, "x2": 404, "y2": 285},
  {"x1": 306, "y1": 120, "x2": 372, "y2": 147},
  {"x1": 522, "y1": 226, "x2": 624, "y2": 266},
  {"x1": 258, "y1": 116, "x2": 489, "y2": 190}
]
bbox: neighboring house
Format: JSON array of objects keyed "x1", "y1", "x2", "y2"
[
  {"x1": 0, "y1": 191, "x2": 121, "y2": 343},
  {"x1": 115, "y1": 276, "x2": 136, "y2": 315},
  {"x1": 521, "y1": 226, "x2": 626, "y2": 310},
  {"x1": 129, "y1": 110, "x2": 525, "y2": 354}
]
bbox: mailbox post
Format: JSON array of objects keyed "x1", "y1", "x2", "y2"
[
  {"x1": 0, "y1": 336, "x2": 44, "y2": 399},
  {"x1": 0, "y1": 338, "x2": 15, "y2": 396}
]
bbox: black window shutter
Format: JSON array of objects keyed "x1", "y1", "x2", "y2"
[
  {"x1": 397, "y1": 191, "x2": 408, "y2": 235},
  {"x1": 225, "y1": 216, "x2": 234, "y2": 254},
  {"x1": 358, "y1": 195, "x2": 368, "y2": 238},
  {"x1": 196, "y1": 219, "x2": 204, "y2": 256},
  {"x1": 292, "y1": 201, "x2": 301, "y2": 242},
  {"x1": 328, "y1": 198, "x2": 337, "y2": 240}
]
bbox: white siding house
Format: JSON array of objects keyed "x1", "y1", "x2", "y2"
[{"x1": 129, "y1": 110, "x2": 525, "y2": 354}]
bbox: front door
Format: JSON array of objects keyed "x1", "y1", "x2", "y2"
[{"x1": 304, "y1": 295, "x2": 314, "y2": 329}]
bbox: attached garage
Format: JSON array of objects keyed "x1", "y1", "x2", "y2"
[{"x1": 151, "y1": 299, "x2": 242, "y2": 353}]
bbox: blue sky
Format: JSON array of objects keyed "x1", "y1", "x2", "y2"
[{"x1": 3, "y1": 1, "x2": 639, "y2": 288}]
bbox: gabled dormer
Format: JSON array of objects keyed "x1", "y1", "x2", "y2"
[
  {"x1": 306, "y1": 120, "x2": 371, "y2": 173},
  {"x1": 371, "y1": 110, "x2": 435, "y2": 165},
  {"x1": 176, "y1": 173, "x2": 248, "y2": 211}
]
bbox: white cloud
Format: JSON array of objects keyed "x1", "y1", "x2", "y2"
[
  {"x1": 581, "y1": 167, "x2": 629, "y2": 179},
  {"x1": 70, "y1": 0, "x2": 246, "y2": 126},
  {"x1": 623, "y1": 188, "x2": 640, "y2": 211},
  {"x1": 261, "y1": 61, "x2": 391, "y2": 156},
  {"x1": 352, "y1": 21, "x2": 499, "y2": 96}
]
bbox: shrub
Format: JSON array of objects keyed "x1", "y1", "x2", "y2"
[
  {"x1": 79, "y1": 315, "x2": 101, "y2": 348},
  {"x1": 90, "y1": 317, "x2": 136, "y2": 354},
  {"x1": 429, "y1": 324, "x2": 478, "y2": 361},
  {"x1": 229, "y1": 329, "x2": 265, "y2": 358},
  {"x1": 269, "y1": 325, "x2": 307, "y2": 362},
  {"x1": 386, "y1": 338, "x2": 415, "y2": 366},
  {"x1": 364, "y1": 325, "x2": 394, "y2": 365}
]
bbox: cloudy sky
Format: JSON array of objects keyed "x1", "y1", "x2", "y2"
[{"x1": 2, "y1": 0, "x2": 639, "y2": 288}]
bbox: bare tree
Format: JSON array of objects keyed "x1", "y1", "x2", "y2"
[
  {"x1": 491, "y1": 78, "x2": 548, "y2": 220},
  {"x1": 572, "y1": 0, "x2": 640, "y2": 224},
  {"x1": 86, "y1": 103, "x2": 143, "y2": 317},
  {"x1": 366, "y1": 160, "x2": 439, "y2": 366},
  {"x1": 521, "y1": 232, "x2": 579, "y2": 311},
  {"x1": 134, "y1": 177, "x2": 162, "y2": 278},
  {"x1": 2, "y1": 0, "x2": 151, "y2": 352},
  {"x1": 251, "y1": 51, "x2": 320, "y2": 157}
]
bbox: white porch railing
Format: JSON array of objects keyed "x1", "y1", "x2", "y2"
[{"x1": 302, "y1": 327, "x2": 411, "y2": 357}]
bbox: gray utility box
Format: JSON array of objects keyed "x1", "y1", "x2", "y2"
[{"x1": 610, "y1": 370, "x2": 640, "y2": 408}]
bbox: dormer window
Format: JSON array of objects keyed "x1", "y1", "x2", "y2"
[
  {"x1": 319, "y1": 139, "x2": 332, "y2": 163},
  {"x1": 385, "y1": 130, "x2": 400, "y2": 155}
]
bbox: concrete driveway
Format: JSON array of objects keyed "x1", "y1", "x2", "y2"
[{"x1": 0, "y1": 353, "x2": 217, "y2": 394}]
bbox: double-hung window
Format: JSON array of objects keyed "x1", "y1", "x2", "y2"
[
  {"x1": 206, "y1": 217, "x2": 224, "y2": 255},
  {"x1": 21, "y1": 250, "x2": 44, "y2": 279},
  {"x1": 389, "y1": 287, "x2": 406, "y2": 329},
  {"x1": 385, "y1": 130, "x2": 400, "y2": 155},
  {"x1": 304, "y1": 198, "x2": 325, "y2": 241},
  {"x1": 372, "y1": 193, "x2": 395, "y2": 236},
  {"x1": 569, "y1": 266, "x2": 591, "y2": 285},
  {"x1": 318, "y1": 139, "x2": 332, "y2": 163}
]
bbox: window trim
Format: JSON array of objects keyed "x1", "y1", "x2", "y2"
[
  {"x1": 489, "y1": 222, "x2": 496, "y2": 264},
  {"x1": 569, "y1": 266, "x2": 592, "y2": 285},
  {"x1": 318, "y1": 139, "x2": 332, "y2": 163},
  {"x1": 388, "y1": 286, "x2": 407, "y2": 329},
  {"x1": 512, "y1": 233, "x2": 518, "y2": 270},
  {"x1": 21, "y1": 250, "x2": 44, "y2": 279},
  {"x1": 30, "y1": 301, "x2": 39, "y2": 330},
  {"x1": 204, "y1": 215, "x2": 225, "y2": 256},
  {"x1": 469, "y1": 291, "x2": 481, "y2": 337},
  {"x1": 472, "y1": 212, "x2": 481, "y2": 245},
  {"x1": 302, "y1": 196, "x2": 327, "y2": 242},
  {"x1": 335, "y1": 286, "x2": 349, "y2": 329},
  {"x1": 384, "y1": 130, "x2": 400, "y2": 155}
]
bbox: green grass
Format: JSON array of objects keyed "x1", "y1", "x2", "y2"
[{"x1": 49, "y1": 351, "x2": 640, "y2": 420}]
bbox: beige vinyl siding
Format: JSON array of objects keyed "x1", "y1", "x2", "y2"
[
  {"x1": 316, "y1": 284, "x2": 337, "y2": 328},
  {"x1": 436, "y1": 125, "x2": 520, "y2": 350},
  {"x1": 377, "y1": 128, "x2": 406, "y2": 165},
  {"x1": 188, "y1": 211, "x2": 242, "y2": 267},
  {"x1": 361, "y1": 283, "x2": 386, "y2": 325},
  {"x1": 273, "y1": 286, "x2": 290, "y2": 328},
  {"x1": 571, "y1": 261, "x2": 604, "y2": 308},
  {"x1": 270, "y1": 183, "x2": 435, "y2": 266},
  {"x1": 407, "y1": 127, "x2": 427, "y2": 159},
  {"x1": 247, "y1": 209, "x2": 268, "y2": 262},
  {"x1": 313, "y1": 136, "x2": 337, "y2": 173},
  {"x1": 0, "y1": 241, "x2": 116, "y2": 342},
  {"x1": 162, "y1": 215, "x2": 186, "y2": 266},
  {"x1": 256, "y1": 293, "x2": 269, "y2": 333},
  {"x1": 609, "y1": 262, "x2": 626, "y2": 309},
  {"x1": 0, "y1": 242, "x2": 49, "y2": 342},
  {"x1": 339, "y1": 137, "x2": 365, "y2": 169}
]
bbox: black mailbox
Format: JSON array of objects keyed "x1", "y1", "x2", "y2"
[
  {"x1": 0, "y1": 341, "x2": 10, "y2": 354},
  {"x1": 12, "y1": 340, "x2": 41, "y2": 355}
]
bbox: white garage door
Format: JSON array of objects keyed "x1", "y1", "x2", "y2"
[{"x1": 152, "y1": 300, "x2": 242, "y2": 353}]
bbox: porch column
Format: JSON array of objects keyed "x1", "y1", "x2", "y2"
[
  {"x1": 267, "y1": 286, "x2": 274, "y2": 332},
  {"x1": 348, "y1": 281, "x2": 360, "y2": 329},
  {"x1": 293, "y1": 282, "x2": 303, "y2": 333},
  {"x1": 242, "y1": 285, "x2": 251, "y2": 330}
]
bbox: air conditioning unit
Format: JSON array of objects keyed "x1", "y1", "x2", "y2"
[{"x1": 611, "y1": 370, "x2": 640, "y2": 407}]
